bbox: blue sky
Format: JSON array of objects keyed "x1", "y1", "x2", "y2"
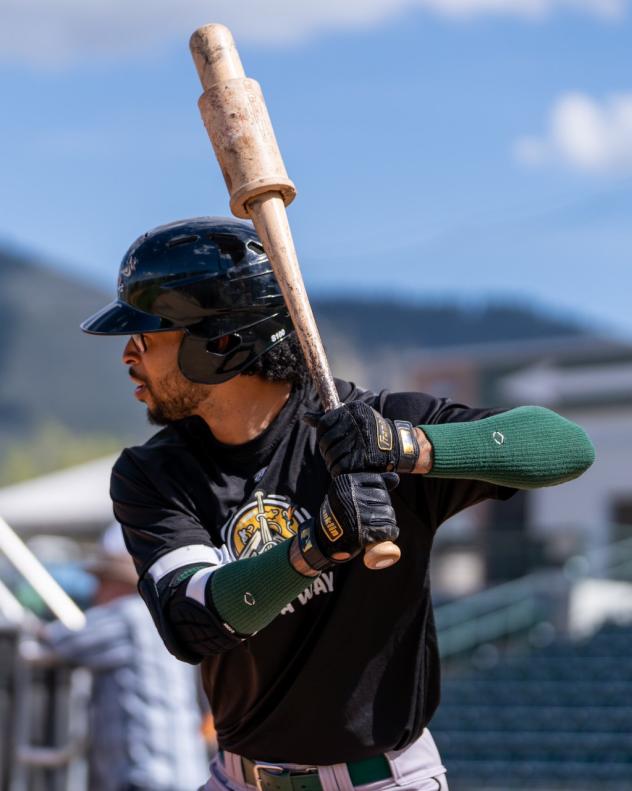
[{"x1": 1, "y1": 0, "x2": 631, "y2": 337}]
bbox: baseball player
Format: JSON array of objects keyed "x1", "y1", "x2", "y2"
[{"x1": 82, "y1": 217, "x2": 595, "y2": 791}]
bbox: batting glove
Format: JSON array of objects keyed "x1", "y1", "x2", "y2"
[
  {"x1": 304, "y1": 401, "x2": 420, "y2": 476},
  {"x1": 296, "y1": 471, "x2": 400, "y2": 571}
]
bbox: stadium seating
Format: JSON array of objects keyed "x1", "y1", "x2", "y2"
[{"x1": 431, "y1": 621, "x2": 632, "y2": 790}]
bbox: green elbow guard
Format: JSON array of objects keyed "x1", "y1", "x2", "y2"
[{"x1": 420, "y1": 405, "x2": 595, "y2": 490}]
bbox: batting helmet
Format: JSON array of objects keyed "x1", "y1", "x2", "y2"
[{"x1": 81, "y1": 217, "x2": 294, "y2": 384}]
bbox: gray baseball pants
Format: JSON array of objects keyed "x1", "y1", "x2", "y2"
[{"x1": 202, "y1": 729, "x2": 448, "y2": 791}]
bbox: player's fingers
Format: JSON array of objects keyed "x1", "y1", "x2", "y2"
[
  {"x1": 366, "y1": 501, "x2": 397, "y2": 522},
  {"x1": 303, "y1": 410, "x2": 342, "y2": 435},
  {"x1": 324, "y1": 438, "x2": 354, "y2": 469},
  {"x1": 381, "y1": 472, "x2": 400, "y2": 491},
  {"x1": 363, "y1": 512, "x2": 399, "y2": 543},
  {"x1": 331, "y1": 460, "x2": 354, "y2": 477},
  {"x1": 330, "y1": 451, "x2": 380, "y2": 477},
  {"x1": 317, "y1": 424, "x2": 349, "y2": 449},
  {"x1": 302, "y1": 411, "x2": 323, "y2": 428},
  {"x1": 351, "y1": 471, "x2": 391, "y2": 489},
  {"x1": 357, "y1": 483, "x2": 394, "y2": 508}
]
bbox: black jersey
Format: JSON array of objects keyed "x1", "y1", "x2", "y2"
[{"x1": 111, "y1": 380, "x2": 515, "y2": 765}]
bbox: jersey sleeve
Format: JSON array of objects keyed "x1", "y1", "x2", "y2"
[
  {"x1": 111, "y1": 448, "x2": 317, "y2": 664},
  {"x1": 376, "y1": 390, "x2": 517, "y2": 528},
  {"x1": 111, "y1": 448, "x2": 235, "y2": 663},
  {"x1": 111, "y1": 448, "x2": 221, "y2": 580}
]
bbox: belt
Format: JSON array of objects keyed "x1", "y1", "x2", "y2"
[{"x1": 234, "y1": 754, "x2": 392, "y2": 791}]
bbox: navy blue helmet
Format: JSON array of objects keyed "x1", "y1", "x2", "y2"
[{"x1": 81, "y1": 217, "x2": 294, "y2": 384}]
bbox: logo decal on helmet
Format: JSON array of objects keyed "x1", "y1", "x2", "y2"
[{"x1": 117, "y1": 255, "x2": 138, "y2": 295}]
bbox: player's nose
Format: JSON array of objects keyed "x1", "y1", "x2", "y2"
[{"x1": 122, "y1": 337, "x2": 140, "y2": 366}]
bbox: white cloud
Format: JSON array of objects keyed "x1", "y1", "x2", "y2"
[
  {"x1": 418, "y1": 0, "x2": 624, "y2": 19},
  {"x1": 0, "y1": 0, "x2": 627, "y2": 67},
  {"x1": 515, "y1": 92, "x2": 632, "y2": 173}
]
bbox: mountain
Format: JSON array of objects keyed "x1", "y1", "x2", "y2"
[
  {"x1": 0, "y1": 248, "x2": 142, "y2": 445},
  {"x1": 0, "y1": 245, "x2": 591, "y2": 450},
  {"x1": 313, "y1": 298, "x2": 589, "y2": 353}
]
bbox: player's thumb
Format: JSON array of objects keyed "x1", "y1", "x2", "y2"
[
  {"x1": 381, "y1": 472, "x2": 400, "y2": 491},
  {"x1": 303, "y1": 411, "x2": 323, "y2": 428}
]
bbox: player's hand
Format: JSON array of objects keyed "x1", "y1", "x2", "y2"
[
  {"x1": 304, "y1": 401, "x2": 420, "y2": 476},
  {"x1": 295, "y1": 471, "x2": 399, "y2": 572}
]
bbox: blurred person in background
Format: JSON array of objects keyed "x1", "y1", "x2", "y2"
[{"x1": 41, "y1": 523, "x2": 209, "y2": 791}]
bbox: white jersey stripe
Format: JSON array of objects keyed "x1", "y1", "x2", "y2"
[
  {"x1": 147, "y1": 544, "x2": 225, "y2": 583},
  {"x1": 185, "y1": 567, "x2": 217, "y2": 605}
]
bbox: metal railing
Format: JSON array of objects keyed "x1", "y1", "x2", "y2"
[
  {"x1": 0, "y1": 513, "x2": 90, "y2": 791},
  {"x1": 0, "y1": 517, "x2": 84, "y2": 631},
  {"x1": 0, "y1": 623, "x2": 91, "y2": 791},
  {"x1": 435, "y1": 531, "x2": 632, "y2": 661},
  {"x1": 587, "y1": 534, "x2": 632, "y2": 581},
  {"x1": 435, "y1": 572, "x2": 553, "y2": 659}
]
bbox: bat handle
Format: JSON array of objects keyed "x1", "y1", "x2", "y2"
[
  {"x1": 321, "y1": 392, "x2": 401, "y2": 570},
  {"x1": 246, "y1": 195, "x2": 400, "y2": 571},
  {"x1": 364, "y1": 541, "x2": 401, "y2": 570}
]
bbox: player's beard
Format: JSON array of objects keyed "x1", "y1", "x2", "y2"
[{"x1": 143, "y1": 369, "x2": 209, "y2": 426}]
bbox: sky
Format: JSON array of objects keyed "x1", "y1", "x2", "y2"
[{"x1": 1, "y1": 0, "x2": 631, "y2": 338}]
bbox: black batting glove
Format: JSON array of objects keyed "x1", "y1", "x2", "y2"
[
  {"x1": 304, "y1": 401, "x2": 420, "y2": 476},
  {"x1": 296, "y1": 471, "x2": 400, "y2": 571}
]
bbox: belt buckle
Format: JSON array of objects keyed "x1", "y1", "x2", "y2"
[{"x1": 252, "y1": 763, "x2": 288, "y2": 791}]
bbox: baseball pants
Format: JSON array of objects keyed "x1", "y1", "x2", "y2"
[{"x1": 202, "y1": 729, "x2": 448, "y2": 791}]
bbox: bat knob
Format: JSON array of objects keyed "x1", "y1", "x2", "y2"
[{"x1": 363, "y1": 541, "x2": 401, "y2": 571}]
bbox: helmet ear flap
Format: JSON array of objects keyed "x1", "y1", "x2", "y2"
[
  {"x1": 178, "y1": 333, "x2": 251, "y2": 384},
  {"x1": 177, "y1": 312, "x2": 294, "y2": 385},
  {"x1": 206, "y1": 334, "x2": 241, "y2": 355}
]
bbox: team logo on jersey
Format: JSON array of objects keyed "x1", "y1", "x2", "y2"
[{"x1": 222, "y1": 491, "x2": 311, "y2": 559}]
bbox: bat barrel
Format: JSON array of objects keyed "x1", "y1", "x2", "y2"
[{"x1": 190, "y1": 25, "x2": 296, "y2": 219}]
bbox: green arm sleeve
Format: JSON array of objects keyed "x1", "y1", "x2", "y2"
[
  {"x1": 210, "y1": 539, "x2": 313, "y2": 636},
  {"x1": 420, "y1": 405, "x2": 595, "y2": 490}
]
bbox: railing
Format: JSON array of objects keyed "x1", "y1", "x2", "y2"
[
  {"x1": 435, "y1": 530, "x2": 632, "y2": 661},
  {"x1": 0, "y1": 624, "x2": 91, "y2": 791},
  {"x1": 0, "y1": 517, "x2": 85, "y2": 631},
  {"x1": 435, "y1": 572, "x2": 554, "y2": 660},
  {"x1": 588, "y1": 533, "x2": 632, "y2": 581},
  {"x1": 1, "y1": 623, "x2": 21, "y2": 791},
  {"x1": 0, "y1": 581, "x2": 25, "y2": 626},
  {"x1": 0, "y1": 513, "x2": 90, "y2": 790}
]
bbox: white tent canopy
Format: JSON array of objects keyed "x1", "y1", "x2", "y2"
[{"x1": 0, "y1": 455, "x2": 117, "y2": 536}]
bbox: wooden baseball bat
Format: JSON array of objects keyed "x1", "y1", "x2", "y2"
[{"x1": 190, "y1": 24, "x2": 400, "y2": 570}]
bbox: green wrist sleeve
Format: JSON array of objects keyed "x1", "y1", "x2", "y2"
[
  {"x1": 210, "y1": 540, "x2": 313, "y2": 636},
  {"x1": 420, "y1": 405, "x2": 595, "y2": 490}
]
